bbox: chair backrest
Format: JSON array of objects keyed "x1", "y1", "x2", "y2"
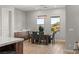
[
  {"x1": 39, "y1": 32, "x2": 44, "y2": 40},
  {"x1": 32, "y1": 31, "x2": 38, "y2": 39},
  {"x1": 39, "y1": 32, "x2": 44, "y2": 35}
]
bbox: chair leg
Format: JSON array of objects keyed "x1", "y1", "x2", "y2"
[
  {"x1": 28, "y1": 38, "x2": 30, "y2": 42},
  {"x1": 38, "y1": 39, "x2": 41, "y2": 44},
  {"x1": 31, "y1": 39, "x2": 34, "y2": 43},
  {"x1": 52, "y1": 39, "x2": 55, "y2": 44}
]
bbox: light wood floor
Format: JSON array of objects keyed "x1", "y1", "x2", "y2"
[{"x1": 23, "y1": 39, "x2": 74, "y2": 54}]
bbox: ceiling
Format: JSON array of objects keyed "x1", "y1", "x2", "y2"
[{"x1": 0, "y1": 5, "x2": 65, "y2": 11}]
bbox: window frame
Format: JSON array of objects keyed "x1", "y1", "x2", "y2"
[
  {"x1": 36, "y1": 18, "x2": 44, "y2": 25},
  {"x1": 50, "y1": 16, "x2": 60, "y2": 25}
]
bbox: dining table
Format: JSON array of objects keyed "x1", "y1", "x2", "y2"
[{"x1": 31, "y1": 32, "x2": 51, "y2": 45}]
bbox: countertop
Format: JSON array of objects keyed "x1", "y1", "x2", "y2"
[{"x1": 0, "y1": 37, "x2": 24, "y2": 47}]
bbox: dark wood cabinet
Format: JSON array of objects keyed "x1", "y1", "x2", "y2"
[
  {"x1": 0, "y1": 41, "x2": 23, "y2": 54},
  {"x1": 14, "y1": 31, "x2": 30, "y2": 40}
]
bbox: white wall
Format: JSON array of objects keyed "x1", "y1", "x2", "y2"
[
  {"x1": 0, "y1": 8, "x2": 2, "y2": 36},
  {"x1": 14, "y1": 8, "x2": 26, "y2": 32},
  {"x1": 66, "y1": 5, "x2": 79, "y2": 49},
  {"x1": 2, "y1": 8, "x2": 15, "y2": 38},
  {"x1": 25, "y1": 8, "x2": 66, "y2": 39},
  {"x1": 2, "y1": 8, "x2": 10, "y2": 37},
  {"x1": 0, "y1": 8, "x2": 26, "y2": 38}
]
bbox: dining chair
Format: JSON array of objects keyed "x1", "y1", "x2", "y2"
[
  {"x1": 39, "y1": 32, "x2": 45, "y2": 44},
  {"x1": 31, "y1": 31, "x2": 39, "y2": 44}
]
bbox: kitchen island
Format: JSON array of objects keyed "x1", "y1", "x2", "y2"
[{"x1": 0, "y1": 37, "x2": 24, "y2": 54}]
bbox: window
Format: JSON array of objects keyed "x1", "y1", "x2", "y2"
[
  {"x1": 51, "y1": 16, "x2": 60, "y2": 24},
  {"x1": 51, "y1": 16, "x2": 61, "y2": 32},
  {"x1": 37, "y1": 18, "x2": 44, "y2": 24}
]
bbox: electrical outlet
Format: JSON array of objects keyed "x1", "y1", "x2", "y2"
[{"x1": 68, "y1": 28, "x2": 74, "y2": 32}]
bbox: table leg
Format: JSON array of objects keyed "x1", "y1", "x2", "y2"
[{"x1": 16, "y1": 41, "x2": 23, "y2": 54}]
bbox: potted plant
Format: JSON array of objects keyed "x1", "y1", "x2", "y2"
[
  {"x1": 39, "y1": 26, "x2": 44, "y2": 32},
  {"x1": 39, "y1": 25, "x2": 44, "y2": 35},
  {"x1": 51, "y1": 23, "x2": 60, "y2": 43}
]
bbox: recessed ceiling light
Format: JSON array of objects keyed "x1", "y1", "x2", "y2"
[
  {"x1": 43, "y1": 6, "x2": 48, "y2": 8},
  {"x1": 40, "y1": 5, "x2": 48, "y2": 8}
]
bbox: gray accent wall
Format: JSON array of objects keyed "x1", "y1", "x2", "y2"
[
  {"x1": 25, "y1": 8, "x2": 66, "y2": 39},
  {"x1": 66, "y1": 5, "x2": 79, "y2": 49}
]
